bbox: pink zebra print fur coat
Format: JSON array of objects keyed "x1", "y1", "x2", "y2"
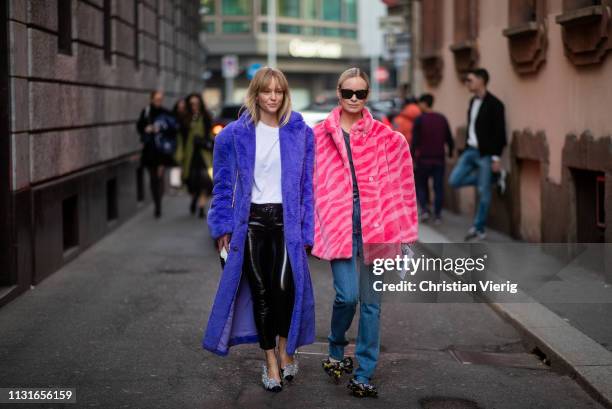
[{"x1": 312, "y1": 106, "x2": 418, "y2": 263}]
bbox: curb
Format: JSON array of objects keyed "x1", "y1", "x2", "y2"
[{"x1": 418, "y1": 225, "x2": 612, "y2": 409}]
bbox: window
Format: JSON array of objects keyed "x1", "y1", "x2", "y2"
[
  {"x1": 279, "y1": 0, "x2": 300, "y2": 17},
  {"x1": 503, "y1": 0, "x2": 547, "y2": 74},
  {"x1": 320, "y1": 27, "x2": 340, "y2": 36},
  {"x1": 106, "y1": 178, "x2": 118, "y2": 222},
  {"x1": 103, "y1": 0, "x2": 112, "y2": 63},
  {"x1": 57, "y1": 0, "x2": 72, "y2": 55},
  {"x1": 303, "y1": 0, "x2": 318, "y2": 19},
  {"x1": 222, "y1": 21, "x2": 251, "y2": 33},
  {"x1": 450, "y1": 0, "x2": 479, "y2": 75},
  {"x1": 222, "y1": 0, "x2": 251, "y2": 16},
  {"x1": 596, "y1": 175, "x2": 605, "y2": 229},
  {"x1": 322, "y1": 0, "x2": 341, "y2": 21},
  {"x1": 343, "y1": 0, "x2": 356, "y2": 23},
  {"x1": 421, "y1": 0, "x2": 444, "y2": 86},
  {"x1": 555, "y1": 0, "x2": 611, "y2": 65},
  {"x1": 134, "y1": 0, "x2": 139, "y2": 67},
  {"x1": 341, "y1": 28, "x2": 357, "y2": 38},
  {"x1": 62, "y1": 195, "x2": 79, "y2": 251}
]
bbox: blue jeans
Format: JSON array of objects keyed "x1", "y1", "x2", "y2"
[
  {"x1": 448, "y1": 147, "x2": 492, "y2": 232},
  {"x1": 328, "y1": 195, "x2": 381, "y2": 383}
]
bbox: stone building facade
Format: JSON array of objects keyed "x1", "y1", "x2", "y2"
[
  {"x1": 411, "y1": 0, "x2": 611, "y2": 243},
  {"x1": 0, "y1": 0, "x2": 203, "y2": 306}
]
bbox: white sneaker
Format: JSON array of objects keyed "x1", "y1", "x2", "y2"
[{"x1": 464, "y1": 227, "x2": 486, "y2": 241}]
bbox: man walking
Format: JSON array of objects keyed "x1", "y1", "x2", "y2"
[
  {"x1": 412, "y1": 93, "x2": 454, "y2": 223},
  {"x1": 449, "y1": 68, "x2": 506, "y2": 241}
]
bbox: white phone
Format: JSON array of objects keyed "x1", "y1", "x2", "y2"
[{"x1": 220, "y1": 247, "x2": 228, "y2": 262}]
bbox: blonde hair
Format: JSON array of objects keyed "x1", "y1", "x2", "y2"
[
  {"x1": 337, "y1": 67, "x2": 370, "y2": 90},
  {"x1": 242, "y1": 67, "x2": 292, "y2": 127}
]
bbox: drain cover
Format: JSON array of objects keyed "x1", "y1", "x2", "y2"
[
  {"x1": 420, "y1": 397, "x2": 481, "y2": 409},
  {"x1": 449, "y1": 349, "x2": 549, "y2": 370}
]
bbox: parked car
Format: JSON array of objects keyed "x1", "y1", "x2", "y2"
[
  {"x1": 300, "y1": 100, "x2": 336, "y2": 127},
  {"x1": 211, "y1": 104, "x2": 242, "y2": 138}
]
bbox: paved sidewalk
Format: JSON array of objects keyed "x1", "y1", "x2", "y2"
[
  {"x1": 0, "y1": 196, "x2": 605, "y2": 408},
  {"x1": 419, "y1": 210, "x2": 612, "y2": 408}
]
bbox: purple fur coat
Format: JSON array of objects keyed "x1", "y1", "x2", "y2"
[{"x1": 202, "y1": 110, "x2": 315, "y2": 356}]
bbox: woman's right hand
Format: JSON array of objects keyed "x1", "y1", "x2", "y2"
[{"x1": 217, "y1": 234, "x2": 231, "y2": 253}]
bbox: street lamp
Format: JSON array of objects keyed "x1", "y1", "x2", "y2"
[{"x1": 267, "y1": 0, "x2": 277, "y2": 68}]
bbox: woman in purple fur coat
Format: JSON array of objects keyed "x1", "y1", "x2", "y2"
[{"x1": 203, "y1": 67, "x2": 315, "y2": 392}]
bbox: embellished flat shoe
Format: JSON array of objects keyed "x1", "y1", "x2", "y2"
[
  {"x1": 261, "y1": 364, "x2": 282, "y2": 392},
  {"x1": 347, "y1": 377, "x2": 378, "y2": 398},
  {"x1": 281, "y1": 361, "x2": 299, "y2": 382},
  {"x1": 322, "y1": 357, "x2": 353, "y2": 383}
]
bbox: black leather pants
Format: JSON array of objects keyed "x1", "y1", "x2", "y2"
[{"x1": 243, "y1": 203, "x2": 295, "y2": 350}]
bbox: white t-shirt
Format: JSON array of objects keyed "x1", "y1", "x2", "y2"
[
  {"x1": 251, "y1": 121, "x2": 283, "y2": 204},
  {"x1": 467, "y1": 97, "x2": 482, "y2": 148}
]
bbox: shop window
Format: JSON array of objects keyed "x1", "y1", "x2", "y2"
[
  {"x1": 62, "y1": 195, "x2": 79, "y2": 252},
  {"x1": 555, "y1": 0, "x2": 612, "y2": 65},
  {"x1": 57, "y1": 0, "x2": 72, "y2": 55},
  {"x1": 502, "y1": 0, "x2": 547, "y2": 74},
  {"x1": 420, "y1": 0, "x2": 444, "y2": 86},
  {"x1": 449, "y1": 0, "x2": 479, "y2": 77}
]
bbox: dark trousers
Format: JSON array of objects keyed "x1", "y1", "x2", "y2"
[
  {"x1": 415, "y1": 163, "x2": 445, "y2": 218},
  {"x1": 146, "y1": 165, "x2": 164, "y2": 214},
  {"x1": 243, "y1": 203, "x2": 295, "y2": 350}
]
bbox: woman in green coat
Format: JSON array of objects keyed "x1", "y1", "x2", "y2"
[{"x1": 175, "y1": 93, "x2": 214, "y2": 218}]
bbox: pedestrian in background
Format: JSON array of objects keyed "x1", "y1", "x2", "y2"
[
  {"x1": 172, "y1": 98, "x2": 190, "y2": 148},
  {"x1": 313, "y1": 68, "x2": 418, "y2": 398},
  {"x1": 203, "y1": 67, "x2": 315, "y2": 393},
  {"x1": 449, "y1": 68, "x2": 507, "y2": 241},
  {"x1": 136, "y1": 90, "x2": 178, "y2": 218},
  {"x1": 393, "y1": 97, "x2": 421, "y2": 145},
  {"x1": 412, "y1": 93, "x2": 454, "y2": 224},
  {"x1": 175, "y1": 93, "x2": 214, "y2": 218}
]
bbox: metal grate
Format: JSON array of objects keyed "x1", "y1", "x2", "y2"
[{"x1": 449, "y1": 348, "x2": 550, "y2": 370}]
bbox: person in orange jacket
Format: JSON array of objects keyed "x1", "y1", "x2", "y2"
[{"x1": 393, "y1": 98, "x2": 422, "y2": 145}]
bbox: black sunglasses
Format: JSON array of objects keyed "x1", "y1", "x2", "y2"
[{"x1": 340, "y1": 88, "x2": 369, "y2": 100}]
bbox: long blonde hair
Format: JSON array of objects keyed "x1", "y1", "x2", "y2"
[
  {"x1": 337, "y1": 67, "x2": 371, "y2": 90},
  {"x1": 242, "y1": 67, "x2": 292, "y2": 127}
]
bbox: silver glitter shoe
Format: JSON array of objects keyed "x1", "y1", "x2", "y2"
[
  {"x1": 262, "y1": 364, "x2": 282, "y2": 392},
  {"x1": 281, "y1": 361, "x2": 299, "y2": 382}
]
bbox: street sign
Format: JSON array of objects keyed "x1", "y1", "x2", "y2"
[
  {"x1": 375, "y1": 66, "x2": 389, "y2": 83},
  {"x1": 222, "y1": 55, "x2": 239, "y2": 78},
  {"x1": 247, "y1": 63, "x2": 262, "y2": 80}
]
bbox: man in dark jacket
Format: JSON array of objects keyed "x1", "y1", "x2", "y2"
[
  {"x1": 449, "y1": 68, "x2": 507, "y2": 241},
  {"x1": 412, "y1": 93, "x2": 454, "y2": 224}
]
